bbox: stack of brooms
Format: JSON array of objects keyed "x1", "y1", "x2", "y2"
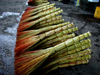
[{"x1": 15, "y1": 2, "x2": 92, "y2": 75}]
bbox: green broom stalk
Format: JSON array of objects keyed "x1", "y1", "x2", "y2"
[
  {"x1": 19, "y1": 15, "x2": 62, "y2": 29},
  {"x1": 48, "y1": 43, "x2": 91, "y2": 61},
  {"x1": 21, "y1": 3, "x2": 55, "y2": 20},
  {"x1": 35, "y1": 15, "x2": 62, "y2": 27},
  {"x1": 17, "y1": 23, "x2": 75, "y2": 41},
  {"x1": 35, "y1": 19, "x2": 64, "y2": 29},
  {"x1": 46, "y1": 39, "x2": 91, "y2": 63},
  {"x1": 15, "y1": 24, "x2": 75, "y2": 55},
  {"x1": 20, "y1": 7, "x2": 60, "y2": 23},
  {"x1": 41, "y1": 39, "x2": 91, "y2": 68},
  {"x1": 25, "y1": 2, "x2": 50, "y2": 14},
  {"x1": 17, "y1": 22, "x2": 70, "y2": 38},
  {"x1": 34, "y1": 15, "x2": 62, "y2": 28},
  {"x1": 41, "y1": 49, "x2": 91, "y2": 71},
  {"x1": 15, "y1": 32, "x2": 91, "y2": 75},
  {"x1": 18, "y1": 10, "x2": 63, "y2": 32},
  {"x1": 42, "y1": 54, "x2": 91, "y2": 75},
  {"x1": 27, "y1": 27, "x2": 77, "y2": 50},
  {"x1": 39, "y1": 33, "x2": 75, "y2": 49}
]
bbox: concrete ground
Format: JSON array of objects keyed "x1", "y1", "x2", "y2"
[{"x1": 0, "y1": 0, "x2": 100, "y2": 75}]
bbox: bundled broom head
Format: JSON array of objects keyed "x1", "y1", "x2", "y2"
[
  {"x1": 15, "y1": 32, "x2": 92, "y2": 75},
  {"x1": 18, "y1": 9, "x2": 63, "y2": 32},
  {"x1": 21, "y1": 3, "x2": 55, "y2": 20},
  {"x1": 15, "y1": 24, "x2": 78, "y2": 55},
  {"x1": 15, "y1": 2, "x2": 92, "y2": 75}
]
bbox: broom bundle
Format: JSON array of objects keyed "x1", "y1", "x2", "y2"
[
  {"x1": 21, "y1": 3, "x2": 55, "y2": 20},
  {"x1": 18, "y1": 10, "x2": 63, "y2": 32},
  {"x1": 15, "y1": 25, "x2": 78, "y2": 55},
  {"x1": 15, "y1": 3, "x2": 92, "y2": 75},
  {"x1": 25, "y1": 2, "x2": 50, "y2": 14},
  {"x1": 15, "y1": 32, "x2": 91, "y2": 75}
]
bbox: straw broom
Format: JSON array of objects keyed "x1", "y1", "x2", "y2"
[
  {"x1": 17, "y1": 22, "x2": 70, "y2": 38},
  {"x1": 15, "y1": 32, "x2": 91, "y2": 75},
  {"x1": 33, "y1": 33, "x2": 75, "y2": 50},
  {"x1": 40, "y1": 54, "x2": 91, "y2": 75},
  {"x1": 17, "y1": 10, "x2": 63, "y2": 32},
  {"x1": 17, "y1": 23, "x2": 75, "y2": 41},
  {"x1": 26, "y1": 19, "x2": 64, "y2": 30},
  {"x1": 20, "y1": 15, "x2": 62, "y2": 27},
  {"x1": 48, "y1": 43, "x2": 91, "y2": 62},
  {"x1": 20, "y1": 7, "x2": 60, "y2": 23},
  {"x1": 24, "y1": 2, "x2": 50, "y2": 14},
  {"x1": 33, "y1": 16, "x2": 63, "y2": 29},
  {"x1": 16, "y1": 26, "x2": 77, "y2": 54},
  {"x1": 35, "y1": 19, "x2": 64, "y2": 29},
  {"x1": 35, "y1": 49, "x2": 91, "y2": 75},
  {"x1": 15, "y1": 27, "x2": 78, "y2": 55},
  {"x1": 21, "y1": 3, "x2": 55, "y2": 20},
  {"x1": 39, "y1": 33, "x2": 75, "y2": 49},
  {"x1": 21, "y1": 6, "x2": 56, "y2": 21},
  {"x1": 40, "y1": 39, "x2": 91, "y2": 63}
]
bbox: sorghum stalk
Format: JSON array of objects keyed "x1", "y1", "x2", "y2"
[
  {"x1": 17, "y1": 23, "x2": 75, "y2": 41},
  {"x1": 17, "y1": 22, "x2": 70, "y2": 38},
  {"x1": 41, "y1": 49, "x2": 91, "y2": 71},
  {"x1": 15, "y1": 24, "x2": 75, "y2": 55},
  {"x1": 42, "y1": 54, "x2": 91, "y2": 75},
  {"x1": 21, "y1": 3, "x2": 55, "y2": 20},
  {"x1": 20, "y1": 15, "x2": 62, "y2": 27},
  {"x1": 18, "y1": 10, "x2": 63, "y2": 32},
  {"x1": 20, "y1": 7, "x2": 60, "y2": 23},
  {"x1": 24, "y1": 2, "x2": 50, "y2": 14},
  {"x1": 45, "y1": 39, "x2": 91, "y2": 62},
  {"x1": 34, "y1": 16, "x2": 63, "y2": 28},
  {"x1": 27, "y1": 27, "x2": 77, "y2": 50},
  {"x1": 35, "y1": 19, "x2": 64, "y2": 29},
  {"x1": 39, "y1": 33, "x2": 75, "y2": 49}
]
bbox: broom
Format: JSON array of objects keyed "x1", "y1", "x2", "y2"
[
  {"x1": 20, "y1": 7, "x2": 60, "y2": 23},
  {"x1": 17, "y1": 10, "x2": 63, "y2": 32},
  {"x1": 21, "y1": 3, "x2": 55, "y2": 20},
  {"x1": 15, "y1": 27, "x2": 78, "y2": 55},
  {"x1": 17, "y1": 22, "x2": 70, "y2": 38},
  {"x1": 15, "y1": 32, "x2": 91, "y2": 75},
  {"x1": 24, "y1": 2, "x2": 50, "y2": 14}
]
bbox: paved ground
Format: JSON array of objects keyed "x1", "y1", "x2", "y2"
[{"x1": 0, "y1": 0, "x2": 100, "y2": 75}]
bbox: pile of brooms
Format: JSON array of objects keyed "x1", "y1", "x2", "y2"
[{"x1": 15, "y1": 2, "x2": 92, "y2": 75}]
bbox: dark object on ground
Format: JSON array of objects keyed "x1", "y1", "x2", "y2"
[{"x1": 62, "y1": 0, "x2": 70, "y2": 4}]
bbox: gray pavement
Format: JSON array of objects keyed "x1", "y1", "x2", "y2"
[{"x1": 0, "y1": 0, "x2": 100, "y2": 75}]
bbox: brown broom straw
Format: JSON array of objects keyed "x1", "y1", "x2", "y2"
[
  {"x1": 21, "y1": 3, "x2": 55, "y2": 20},
  {"x1": 17, "y1": 22, "x2": 70, "y2": 38},
  {"x1": 26, "y1": 27, "x2": 77, "y2": 51},
  {"x1": 17, "y1": 10, "x2": 63, "y2": 32},
  {"x1": 20, "y1": 7, "x2": 60, "y2": 23},
  {"x1": 15, "y1": 32, "x2": 91, "y2": 75}
]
